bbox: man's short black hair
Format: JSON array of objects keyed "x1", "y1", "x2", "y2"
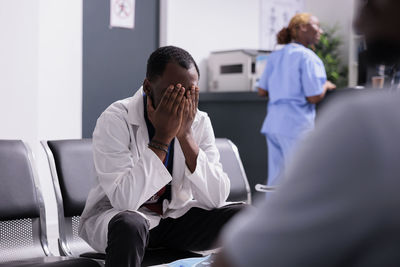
[{"x1": 146, "y1": 46, "x2": 200, "y2": 81}]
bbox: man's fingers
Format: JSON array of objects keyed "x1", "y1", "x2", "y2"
[
  {"x1": 159, "y1": 85, "x2": 174, "y2": 108},
  {"x1": 188, "y1": 95, "x2": 193, "y2": 114},
  {"x1": 190, "y1": 85, "x2": 195, "y2": 103},
  {"x1": 186, "y1": 88, "x2": 191, "y2": 101},
  {"x1": 187, "y1": 86, "x2": 195, "y2": 115},
  {"x1": 177, "y1": 96, "x2": 186, "y2": 118},
  {"x1": 167, "y1": 84, "x2": 182, "y2": 109},
  {"x1": 173, "y1": 86, "x2": 185, "y2": 114},
  {"x1": 185, "y1": 98, "x2": 190, "y2": 115}
]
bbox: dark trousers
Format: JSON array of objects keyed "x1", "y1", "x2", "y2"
[{"x1": 105, "y1": 204, "x2": 245, "y2": 267}]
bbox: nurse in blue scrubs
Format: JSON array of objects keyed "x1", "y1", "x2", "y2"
[{"x1": 258, "y1": 13, "x2": 336, "y2": 187}]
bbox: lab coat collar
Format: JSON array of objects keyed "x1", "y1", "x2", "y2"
[{"x1": 127, "y1": 87, "x2": 146, "y2": 126}]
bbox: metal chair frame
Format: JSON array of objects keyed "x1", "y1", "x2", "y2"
[
  {"x1": 41, "y1": 140, "x2": 94, "y2": 258},
  {"x1": 215, "y1": 138, "x2": 252, "y2": 204},
  {"x1": 24, "y1": 141, "x2": 52, "y2": 257}
]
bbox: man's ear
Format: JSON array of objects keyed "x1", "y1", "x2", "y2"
[{"x1": 143, "y1": 78, "x2": 152, "y2": 96}]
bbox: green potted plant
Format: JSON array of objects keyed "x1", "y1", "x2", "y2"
[{"x1": 314, "y1": 25, "x2": 348, "y2": 88}]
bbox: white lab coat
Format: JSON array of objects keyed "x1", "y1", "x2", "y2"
[{"x1": 79, "y1": 87, "x2": 231, "y2": 253}]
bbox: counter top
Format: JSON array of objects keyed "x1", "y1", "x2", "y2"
[
  {"x1": 200, "y1": 87, "x2": 369, "y2": 103},
  {"x1": 199, "y1": 91, "x2": 267, "y2": 102}
]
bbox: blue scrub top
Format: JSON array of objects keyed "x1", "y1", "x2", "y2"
[{"x1": 259, "y1": 43, "x2": 327, "y2": 138}]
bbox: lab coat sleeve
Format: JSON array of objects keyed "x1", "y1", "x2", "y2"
[
  {"x1": 301, "y1": 52, "x2": 327, "y2": 97},
  {"x1": 184, "y1": 115, "x2": 230, "y2": 208},
  {"x1": 92, "y1": 111, "x2": 172, "y2": 211}
]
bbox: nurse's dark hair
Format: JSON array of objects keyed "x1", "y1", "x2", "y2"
[
  {"x1": 277, "y1": 12, "x2": 312, "y2": 44},
  {"x1": 146, "y1": 46, "x2": 200, "y2": 81},
  {"x1": 277, "y1": 27, "x2": 292, "y2": 44}
]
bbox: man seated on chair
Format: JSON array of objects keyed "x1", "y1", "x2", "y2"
[{"x1": 78, "y1": 46, "x2": 244, "y2": 267}]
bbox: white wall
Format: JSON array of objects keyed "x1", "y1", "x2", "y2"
[
  {"x1": 161, "y1": 0, "x2": 356, "y2": 89},
  {"x1": 160, "y1": 0, "x2": 260, "y2": 90},
  {"x1": 0, "y1": 0, "x2": 82, "y2": 254},
  {"x1": 0, "y1": 1, "x2": 39, "y2": 146}
]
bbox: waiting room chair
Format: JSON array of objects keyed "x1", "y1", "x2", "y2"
[
  {"x1": 41, "y1": 139, "x2": 97, "y2": 259},
  {"x1": 41, "y1": 139, "x2": 203, "y2": 266},
  {"x1": 0, "y1": 140, "x2": 100, "y2": 267},
  {"x1": 214, "y1": 138, "x2": 251, "y2": 204}
]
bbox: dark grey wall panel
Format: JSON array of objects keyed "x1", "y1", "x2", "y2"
[{"x1": 83, "y1": 0, "x2": 159, "y2": 138}]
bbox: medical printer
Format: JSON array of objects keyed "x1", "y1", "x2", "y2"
[{"x1": 208, "y1": 49, "x2": 271, "y2": 92}]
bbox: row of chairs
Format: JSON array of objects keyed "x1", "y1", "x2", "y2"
[
  {"x1": 0, "y1": 140, "x2": 99, "y2": 267},
  {"x1": 0, "y1": 138, "x2": 251, "y2": 266}
]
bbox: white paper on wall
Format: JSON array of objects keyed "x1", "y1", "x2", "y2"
[
  {"x1": 259, "y1": 0, "x2": 304, "y2": 50},
  {"x1": 110, "y1": 0, "x2": 135, "y2": 29}
]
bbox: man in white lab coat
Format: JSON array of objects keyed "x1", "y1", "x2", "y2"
[{"x1": 78, "y1": 46, "x2": 244, "y2": 267}]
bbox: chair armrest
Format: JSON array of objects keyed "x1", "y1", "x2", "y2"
[{"x1": 255, "y1": 184, "x2": 276, "y2": 193}]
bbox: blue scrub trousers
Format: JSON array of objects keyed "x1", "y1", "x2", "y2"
[{"x1": 266, "y1": 133, "x2": 300, "y2": 187}]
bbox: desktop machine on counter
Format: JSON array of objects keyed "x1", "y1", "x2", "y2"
[{"x1": 208, "y1": 49, "x2": 271, "y2": 92}]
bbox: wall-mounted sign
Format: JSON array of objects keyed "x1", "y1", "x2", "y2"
[
  {"x1": 110, "y1": 0, "x2": 135, "y2": 29},
  {"x1": 259, "y1": 0, "x2": 304, "y2": 50}
]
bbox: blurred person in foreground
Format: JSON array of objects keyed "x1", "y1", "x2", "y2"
[
  {"x1": 258, "y1": 13, "x2": 336, "y2": 187},
  {"x1": 214, "y1": 1, "x2": 400, "y2": 266}
]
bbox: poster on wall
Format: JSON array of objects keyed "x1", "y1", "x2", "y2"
[
  {"x1": 110, "y1": 0, "x2": 135, "y2": 29},
  {"x1": 259, "y1": 0, "x2": 304, "y2": 50}
]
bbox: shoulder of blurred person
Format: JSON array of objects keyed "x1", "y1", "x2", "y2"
[{"x1": 218, "y1": 89, "x2": 400, "y2": 267}]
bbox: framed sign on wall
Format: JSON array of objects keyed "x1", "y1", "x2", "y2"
[
  {"x1": 110, "y1": 0, "x2": 135, "y2": 29},
  {"x1": 259, "y1": 0, "x2": 304, "y2": 50}
]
